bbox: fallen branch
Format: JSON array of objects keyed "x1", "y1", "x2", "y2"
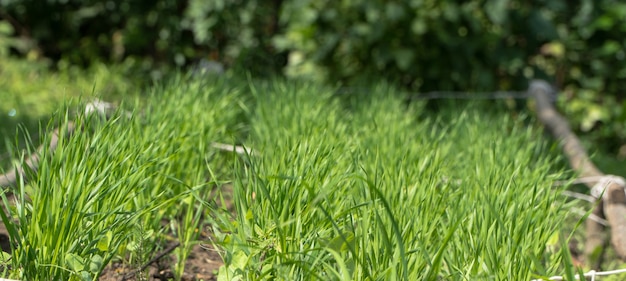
[
  {"x1": 530, "y1": 80, "x2": 626, "y2": 265},
  {"x1": 122, "y1": 242, "x2": 181, "y2": 281}
]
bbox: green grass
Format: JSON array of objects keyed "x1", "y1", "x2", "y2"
[
  {"x1": 0, "y1": 76, "x2": 574, "y2": 280},
  {"x1": 214, "y1": 81, "x2": 570, "y2": 280},
  {"x1": 0, "y1": 56, "x2": 144, "y2": 173},
  {"x1": 1, "y1": 74, "x2": 246, "y2": 280}
]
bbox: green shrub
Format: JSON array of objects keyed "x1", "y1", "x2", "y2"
[
  {"x1": 275, "y1": 0, "x2": 558, "y2": 90},
  {"x1": 0, "y1": 0, "x2": 284, "y2": 75}
]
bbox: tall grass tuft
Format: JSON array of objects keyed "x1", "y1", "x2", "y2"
[
  {"x1": 214, "y1": 81, "x2": 569, "y2": 280},
  {"x1": 0, "y1": 74, "x2": 247, "y2": 280},
  {"x1": 0, "y1": 76, "x2": 570, "y2": 280}
]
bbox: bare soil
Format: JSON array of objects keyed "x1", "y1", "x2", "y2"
[{"x1": 98, "y1": 242, "x2": 223, "y2": 281}]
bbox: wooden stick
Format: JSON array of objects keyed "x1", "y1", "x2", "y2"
[
  {"x1": 530, "y1": 80, "x2": 626, "y2": 263},
  {"x1": 122, "y1": 242, "x2": 181, "y2": 280}
]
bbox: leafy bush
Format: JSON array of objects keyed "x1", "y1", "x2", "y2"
[
  {"x1": 276, "y1": 0, "x2": 549, "y2": 90},
  {"x1": 0, "y1": 0, "x2": 188, "y2": 65},
  {"x1": 0, "y1": 0, "x2": 284, "y2": 75},
  {"x1": 184, "y1": 0, "x2": 285, "y2": 74},
  {"x1": 550, "y1": 0, "x2": 626, "y2": 154}
]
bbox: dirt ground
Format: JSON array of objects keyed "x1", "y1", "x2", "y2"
[
  {"x1": 98, "y1": 241, "x2": 223, "y2": 281},
  {"x1": 0, "y1": 186, "x2": 590, "y2": 280}
]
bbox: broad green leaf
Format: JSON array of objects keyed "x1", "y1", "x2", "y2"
[
  {"x1": 0, "y1": 21, "x2": 14, "y2": 35},
  {"x1": 126, "y1": 240, "x2": 139, "y2": 252},
  {"x1": 411, "y1": 19, "x2": 427, "y2": 35},
  {"x1": 96, "y1": 231, "x2": 112, "y2": 251},
  {"x1": 325, "y1": 232, "x2": 355, "y2": 253},
  {"x1": 385, "y1": 2, "x2": 405, "y2": 21},
  {"x1": 0, "y1": 251, "x2": 10, "y2": 262},
  {"x1": 89, "y1": 254, "x2": 104, "y2": 273},
  {"x1": 485, "y1": 0, "x2": 509, "y2": 24},
  {"x1": 230, "y1": 250, "x2": 248, "y2": 270},
  {"x1": 79, "y1": 271, "x2": 91, "y2": 281},
  {"x1": 217, "y1": 264, "x2": 241, "y2": 281},
  {"x1": 65, "y1": 253, "x2": 85, "y2": 272},
  {"x1": 393, "y1": 49, "x2": 415, "y2": 70}
]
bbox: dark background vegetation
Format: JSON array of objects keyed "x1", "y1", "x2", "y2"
[{"x1": 0, "y1": 0, "x2": 625, "y2": 159}]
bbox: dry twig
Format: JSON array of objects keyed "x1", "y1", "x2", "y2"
[
  {"x1": 530, "y1": 80, "x2": 626, "y2": 266},
  {"x1": 122, "y1": 242, "x2": 181, "y2": 281}
]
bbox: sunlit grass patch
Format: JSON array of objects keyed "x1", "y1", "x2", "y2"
[
  {"x1": 0, "y1": 75, "x2": 246, "y2": 280},
  {"x1": 0, "y1": 58, "x2": 144, "y2": 171},
  {"x1": 215, "y1": 80, "x2": 568, "y2": 280},
  {"x1": 0, "y1": 76, "x2": 570, "y2": 280}
]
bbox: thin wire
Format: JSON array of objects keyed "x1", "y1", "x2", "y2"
[
  {"x1": 335, "y1": 87, "x2": 553, "y2": 101},
  {"x1": 409, "y1": 91, "x2": 530, "y2": 100}
]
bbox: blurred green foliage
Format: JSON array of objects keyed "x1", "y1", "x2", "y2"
[
  {"x1": 0, "y1": 0, "x2": 625, "y2": 154},
  {"x1": 0, "y1": 0, "x2": 284, "y2": 75},
  {"x1": 183, "y1": 0, "x2": 285, "y2": 74},
  {"x1": 0, "y1": 51, "x2": 140, "y2": 159},
  {"x1": 277, "y1": 0, "x2": 544, "y2": 90}
]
